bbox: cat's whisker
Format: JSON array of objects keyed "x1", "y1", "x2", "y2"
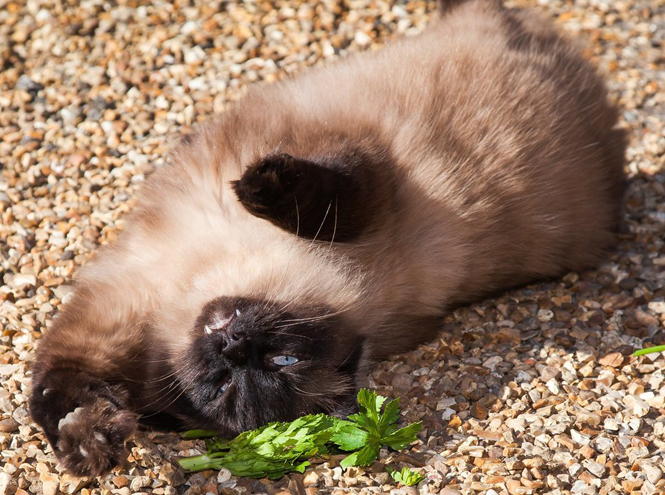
[
  {"x1": 276, "y1": 308, "x2": 348, "y2": 326},
  {"x1": 138, "y1": 362, "x2": 195, "y2": 394},
  {"x1": 328, "y1": 196, "x2": 338, "y2": 251},
  {"x1": 275, "y1": 292, "x2": 301, "y2": 315},
  {"x1": 135, "y1": 379, "x2": 184, "y2": 410},
  {"x1": 143, "y1": 374, "x2": 199, "y2": 417},
  {"x1": 133, "y1": 360, "x2": 198, "y2": 409},
  {"x1": 138, "y1": 368, "x2": 198, "y2": 414},
  {"x1": 139, "y1": 357, "x2": 177, "y2": 364},
  {"x1": 139, "y1": 381, "x2": 180, "y2": 401},
  {"x1": 308, "y1": 199, "x2": 333, "y2": 248},
  {"x1": 107, "y1": 357, "x2": 181, "y2": 385},
  {"x1": 286, "y1": 382, "x2": 329, "y2": 399},
  {"x1": 275, "y1": 299, "x2": 359, "y2": 330},
  {"x1": 331, "y1": 344, "x2": 364, "y2": 375},
  {"x1": 259, "y1": 263, "x2": 278, "y2": 315},
  {"x1": 279, "y1": 311, "x2": 339, "y2": 323},
  {"x1": 295, "y1": 196, "x2": 300, "y2": 238},
  {"x1": 266, "y1": 331, "x2": 315, "y2": 341}
]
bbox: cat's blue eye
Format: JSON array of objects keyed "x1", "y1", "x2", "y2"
[
  {"x1": 270, "y1": 355, "x2": 299, "y2": 367},
  {"x1": 219, "y1": 378, "x2": 231, "y2": 394}
]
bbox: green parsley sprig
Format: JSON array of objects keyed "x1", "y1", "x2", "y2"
[
  {"x1": 177, "y1": 389, "x2": 422, "y2": 479},
  {"x1": 178, "y1": 414, "x2": 335, "y2": 478},
  {"x1": 332, "y1": 389, "x2": 423, "y2": 469},
  {"x1": 387, "y1": 466, "x2": 425, "y2": 486}
]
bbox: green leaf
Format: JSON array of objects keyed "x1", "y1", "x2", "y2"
[
  {"x1": 387, "y1": 466, "x2": 425, "y2": 486},
  {"x1": 346, "y1": 412, "x2": 378, "y2": 436},
  {"x1": 331, "y1": 421, "x2": 369, "y2": 451},
  {"x1": 206, "y1": 437, "x2": 231, "y2": 451},
  {"x1": 177, "y1": 453, "x2": 225, "y2": 472},
  {"x1": 382, "y1": 422, "x2": 422, "y2": 451},
  {"x1": 339, "y1": 442, "x2": 380, "y2": 468},
  {"x1": 354, "y1": 442, "x2": 381, "y2": 466},
  {"x1": 377, "y1": 398, "x2": 401, "y2": 433},
  {"x1": 356, "y1": 389, "x2": 386, "y2": 423},
  {"x1": 339, "y1": 451, "x2": 360, "y2": 470}
]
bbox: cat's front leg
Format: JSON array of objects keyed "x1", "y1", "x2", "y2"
[
  {"x1": 30, "y1": 367, "x2": 138, "y2": 477},
  {"x1": 29, "y1": 271, "x2": 153, "y2": 476},
  {"x1": 232, "y1": 146, "x2": 394, "y2": 242}
]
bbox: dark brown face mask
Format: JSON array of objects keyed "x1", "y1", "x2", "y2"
[{"x1": 174, "y1": 296, "x2": 366, "y2": 437}]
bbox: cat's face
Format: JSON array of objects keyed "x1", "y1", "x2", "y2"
[
  {"x1": 173, "y1": 296, "x2": 366, "y2": 436},
  {"x1": 145, "y1": 147, "x2": 381, "y2": 434}
]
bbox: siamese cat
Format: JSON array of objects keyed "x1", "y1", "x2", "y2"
[{"x1": 30, "y1": 0, "x2": 626, "y2": 477}]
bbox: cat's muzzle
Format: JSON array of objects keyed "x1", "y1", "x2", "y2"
[{"x1": 201, "y1": 306, "x2": 248, "y2": 363}]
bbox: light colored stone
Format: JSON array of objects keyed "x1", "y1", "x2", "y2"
[
  {"x1": 643, "y1": 465, "x2": 662, "y2": 484},
  {"x1": 216, "y1": 468, "x2": 232, "y2": 484}
]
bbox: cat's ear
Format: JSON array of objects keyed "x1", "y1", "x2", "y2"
[{"x1": 232, "y1": 152, "x2": 387, "y2": 242}]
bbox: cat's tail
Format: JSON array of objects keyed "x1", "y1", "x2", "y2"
[{"x1": 438, "y1": 0, "x2": 502, "y2": 15}]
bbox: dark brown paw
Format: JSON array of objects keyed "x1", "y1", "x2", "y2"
[
  {"x1": 55, "y1": 399, "x2": 137, "y2": 477},
  {"x1": 30, "y1": 369, "x2": 137, "y2": 477},
  {"x1": 232, "y1": 152, "x2": 374, "y2": 242},
  {"x1": 232, "y1": 153, "x2": 300, "y2": 218}
]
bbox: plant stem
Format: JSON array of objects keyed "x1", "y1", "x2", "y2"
[
  {"x1": 178, "y1": 453, "x2": 225, "y2": 472},
  {"x1": 180, "y1": 429, "x2": 220, "y2": 439},
  {"x1": 633, "y1": 345, "x2": 665, "y2": 357}
]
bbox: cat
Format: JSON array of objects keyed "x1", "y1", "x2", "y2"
[{"x1": 30, "y1": 0, "x2": 626, "y2": 478}]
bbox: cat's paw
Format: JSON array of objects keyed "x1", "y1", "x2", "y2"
[
  {"x1": 55, "y1": 399, "x2": 137, "y2": 477},
  {"x1": 232, "y1": 151, "x2": 375, "y2": 242},
  {"x1": 30, "y1": 368, "x2": 137, "y2": 477},
  {"x1": 232, "y1": 153, "x2": 299, "y2": 216}
]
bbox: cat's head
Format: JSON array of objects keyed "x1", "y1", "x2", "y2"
[
  {"x1": 147, "y1": 129, "x2": 391, "y2": 434},
  {"x1": 173, "y1": 296, "x2": 367, "y2": 435}
]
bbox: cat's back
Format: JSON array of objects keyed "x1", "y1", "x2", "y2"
[
  {"x1": 247, "y1": 0, "x2": 622, "y2": 189},
  {"x1": 241, "y1": 0, "x2": 626, "y2": 303},
  {"x1": 259, "y1": 2, "x2": 610, "y2": 129}
]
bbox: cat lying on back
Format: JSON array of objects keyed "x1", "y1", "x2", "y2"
[{"x1": 30, "y1": 0, "x2": 625, "y2": 477}]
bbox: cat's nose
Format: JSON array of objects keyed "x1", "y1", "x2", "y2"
[
  {"x1": 201, "y1": 307, "x2": 248, "y2": 363},
  {"x1": 220, "y1": 328, "x2": 248, "y2": 363}
]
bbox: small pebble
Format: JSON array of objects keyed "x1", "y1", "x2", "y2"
[{"x1": 0, "y1": 418, "x2": 20, "y2": 433}]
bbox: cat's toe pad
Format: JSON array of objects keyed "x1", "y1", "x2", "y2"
[{"x1": 58, "y1": 406, "x2": 86, "y2": 430}]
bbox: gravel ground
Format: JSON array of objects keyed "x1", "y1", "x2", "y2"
[{"x1": 1, "y1": 0, "x2": 664, "y2": 494}]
